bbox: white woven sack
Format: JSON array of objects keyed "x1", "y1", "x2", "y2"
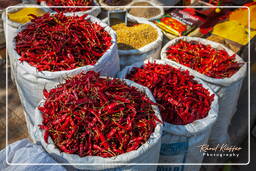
[
  {"x1": 127, "y1": 0, "x2": 164, "y2": 21},
  {"x1": 2, "y1": 10, "x2": 17, "y2": 82},
  {"x1": 118, "y1": 59, "x2": 218, "y2": 171},
  {"x1": 0, "y1": 139, "x2": 66, "y2": 171},
  {"x1": 9, "y1": 15, "x2": 120, "y2": 141},
  {"x1": 161, "y1": 36, "x2": 247, "y2": 145},
  {"x1": 40, "y1": 0, "x2": 101, "y2": 17},
  {"x1": 2, "y1": 4, "x2": 49, "y2": 82},
  {"x1": 102, "y1": 16, "x2": 163, "y2": 69},
  {"x1": 34, "y1": 78, "x2": 163, "y2": 171},
  {"x1": 116, "y1": 17, "x2": 163, "y2": 69}
]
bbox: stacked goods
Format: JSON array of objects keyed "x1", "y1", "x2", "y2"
[
  {"x1": 10, "y1": 13, "x2": 119, "y2": 141},
  {"x1": 35, "y1": 71, "x2": 163, "y2": 170},
  {"x1": 38, "y1": 0, "x2": 101, "y2": 16},
  {"x1": 161, "y1": 37, "x2": 247, "y2": 145},
  {"x1": 118, "y1": 59, "x2": 218, "y2": 171},
  {"x1": 110, "y1": 17, "x2": 163, "y2": 69},
  {"x1": 127, "y1": 1, "x2": 164, "y2": 21},
  {"x1": 15, "y1": 13, "x2": 112, "y2": 71},
  {"x1": 209, "y1": 2, "x2": 256, "y2": 50},
  {"x1": 229, "y1": 2, "x2": 256, "y2": 30}
]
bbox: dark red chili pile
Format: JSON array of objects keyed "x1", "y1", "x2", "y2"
[
  {"x1": 39, "y1": 71, "x2": 160, "y2": 157},
  {"x1": 15, "y1": 13, "x2": 112, "y2": 71},
  {"x1": 126, "y1": 62, "x2": 214, "y2": 125},
  {"x1": 165, "y1": 40, "x2": 243, "y2": 79},
  {"x1": 37, "y1": 0, "x2": 94, "y2": 12}
]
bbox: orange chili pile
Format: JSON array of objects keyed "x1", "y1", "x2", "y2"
[
  {"x1": 15, "y1": 13, "x2": 112, "y2": 72},
  {"x1": 39, "y1": 71, "x2": 160, "y2": 157},
  {"x1": 126, "y1": 63, "x2": 214, "y2": 125},
  {"x1": 37, "y1": 0, "x2": 94, "y2": 12},
  {"x1": 165, "y1": 40, "x2": 243, "y2": 78}
]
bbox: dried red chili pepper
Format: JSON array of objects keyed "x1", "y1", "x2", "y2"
[
  {"x1": 15, "y1": 13, "x2": 112, "y2": 72},
  {"x1": 126, "y1": 62, "x2": 214, "y2": 125},
  {"x1": 165, "y1": 40, "x2": 243, "y2": 78},
  {"x1": 37, "y1": 0, "x2": 94, "y2": 12},
  {"x1": 39, "y1": 71, "x2": 159, "y2": 157}
]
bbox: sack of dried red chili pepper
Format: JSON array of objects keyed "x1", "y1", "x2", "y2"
[
  {"x1": 161, "y1": 37, "x2": 247, "y2": 145},
  {"x1": 34, "y1": 71, "x2": 163, "y2": 170},
  {"x1": 9, "y1": 13, "x2": 119, "y2": 141},
  {"x1": 118, "y1": 59, "x2": 218, "y2": 171},
  {"x1": 38, "y1": 0, "x2": 101, "y2": 17}
]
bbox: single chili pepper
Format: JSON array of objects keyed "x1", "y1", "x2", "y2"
[
  {"x1": 106, "y1": 128, "x2": 117, "y2": 139},
  {"x1": 44, "y1": 130, "x2": 49, "y2": 144},
  {"x1": 103, "y1": 102, "x2": 122, "y2": 113},
  {"x1": 52, "y1": 114, "x2": 68, "y2": 125}
]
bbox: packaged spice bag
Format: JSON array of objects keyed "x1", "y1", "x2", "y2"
[{"x1": 154, "y1": 9, "x2": 205, "y2": 36}]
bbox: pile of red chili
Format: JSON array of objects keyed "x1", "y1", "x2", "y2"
[
  {"x1": 39, "y1": 71, "x2": 160, "y2": 157},
  {"x1": 37, "y1": 0, "x2": 94, "y2": 12},
  {"x1": 165, "y1": 40, "x2": 243, "y2": 78},
  {"x1": 126, "y1": 62, "x2": 214, "y2": 125},
  {"x1": 15, "y1": 13, "x2": 112, "y2": 71}
]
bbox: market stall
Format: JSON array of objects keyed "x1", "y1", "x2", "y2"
[{"x1": 0, "y1": 0, "x2": 255, "y2": 170}]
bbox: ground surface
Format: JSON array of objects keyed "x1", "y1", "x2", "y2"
[{"x1": 0, "y1": 60, "x2": 28, "y2": 149}]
